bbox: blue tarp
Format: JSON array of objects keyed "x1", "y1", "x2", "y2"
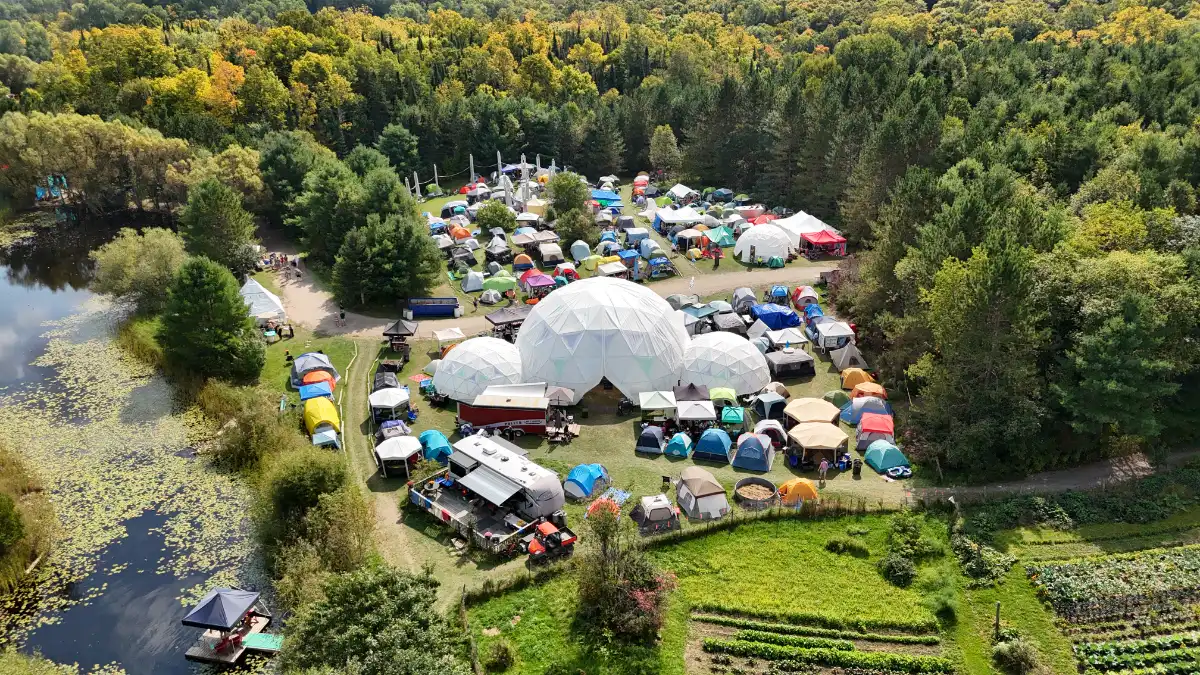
[
  {"x1": 732, "y1": 434, "x2": 775, "y2": 472},
  {"x1": 840, "y1": 397, "x2": 894, "y2": 425},
  {"x1": 618, "y1": 249, "x2": 639, "y2": 261},
  {"x1": 565, "y1": 464, "x2": 610, "y2": 498},
  {"x1": 693, "y1": 429, "x2": 733, "y2": 463},
  {"x1": 803, "y1": 304, "x2": 825, "y2": 321},
  {"x1": 182, "y1": 588, "x2": 260, "y2": 631},
  {"x1": 665, "y1": 432, "x2": 692, "y2": 458},
  {"x1": 750, "y1": 303, "x2": 801, "y2": 330},
  {"x1": 514, "y1": 227, "x2": 536, "y2": 236},
  {"x1": 591, "y1": 188, "x2": 621, "y2": 202},
  {"x1": 600, "y1": 231, "x2": 618, "y2": 243},
  {"x1": 298, "y1": 382, "x2": 333, "y2": 401},
  {"x1": 418, "y1": 429, "x2": 452, "y2": 463}
]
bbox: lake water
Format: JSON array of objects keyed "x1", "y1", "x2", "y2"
[{"x1": 0, "y1": 222, "x2": 259, "y2": 674}]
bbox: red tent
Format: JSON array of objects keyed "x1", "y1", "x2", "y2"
[
  {"x1": 801, "y1": 230, "x2": 847, "y2": 246},
  {"x1": 858, "y1": 412, "x2": 894, "y2": 435},
  {"x1": 750, "y1": 214, "x2": 778, "y2": 225},
  {"x1": 519, "y1": 268, "x2": 546, "y2": 284}
]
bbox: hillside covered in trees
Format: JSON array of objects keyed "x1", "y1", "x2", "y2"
[{"x1": 0, "y1": 0, "x2": 1197, "y2": 479}]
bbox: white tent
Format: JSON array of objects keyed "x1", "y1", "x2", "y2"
[
  {"x1": 831, "y1": 343, "x2": 867, "y2": 371},
  {"x1": 638, "y1": 197, "x2": 658, "y2": 219},
  {"x1": 369, "y1": 386, "x2": 410, "y2": 410},
  {"x1": 657, "y1": 206, "x2": 704, "y2": 225},
  {"x1": 765, "y1": 328, "x2": 808, "y2": 348},
  {"x1": 814, "y1": 321, "x2": 855, "y2": 350},
  {"x1": 433, "y1": 327, "x2": 465, "y2": 344},
  {"x1": 515, "y1": 277, "x2": 689, "y2": 403},
  {"x1": 734, "y1": 225, "x2": 792, "y2": 263},
  {"x1": 747, "y1": 319, "x2": 771, "y2": 340},
  {"x1": 461, "y1": 270, "x2": 484, "y2": 292},
  {"x1": 424, "y1": 359, "x2": 441, "y2": 375},
  {"x1": 681, "y1": 332, "x2": 771, "y2": 396},
  {"x1": 639, "y1": 390, "x2": 677, "y2": 413},
  {"x1": 773, "y1": 211, "x2": 834, "y2": 235},
  {"x1": 432, "y1": 337, "x2": 523, "y2": 402},
  {"x1": 669, "y1": 184, "x2": 698, "y2": 200},
  {"x1": 239, "y1": 278, "x2": 286, "y2": 323},
  {"x1": 597, "y1": 261, "x2": 628, "y2": 276}
]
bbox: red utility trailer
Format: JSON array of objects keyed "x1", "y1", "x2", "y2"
[{"x1": 456, "y1": 386, "x2": 550, "y2": 436}]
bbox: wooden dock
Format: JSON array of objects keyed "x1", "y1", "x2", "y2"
[{"x1": 184, "y1": 615, "x2": 277, "y2": 665}]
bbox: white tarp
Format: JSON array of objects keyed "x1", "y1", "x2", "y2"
[
  {"x1": 734, "y1": 225, "x2": 792, "y2": 263},
  {"x1": 669, "y1": 184, "x2": 697, "y2": 200},
  {"x1": 432, "y1": 337, "x2": 523, "y2": 402},
  {"x1": 515, "y1": 277, "x2": 689, "y2": 403},
  {"x1": 681, "y1": 332, "x2": 771, "y2": 395},
  {"x1": 433, "y1": 327, "x2": 465, "y2": 344},
  {"x1": 369, "y1": 387, "x2": 410, "y2": 409},
  {"x1": 239, "y1": 278, "x2": 286, "y2": 323},
  {"x1": 598, "y1": 261, "x2": 628, "y2": 276}
]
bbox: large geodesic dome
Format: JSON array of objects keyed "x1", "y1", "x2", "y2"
[
  {"x1": 432, "y1": 337, "x2": 523, "y2": 402},
  {"x1": 516, "y1": 277, "x2": 689, "y2": 403},
  {"x1": 681, "y1": 331, "x2": 771, "y2": 396}
]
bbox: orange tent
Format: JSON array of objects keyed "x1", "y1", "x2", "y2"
[
  {"x1": 841, "y1": 368, "x2": 874, "y2": 390},
  {"x1": 778, "y1": 478, "x2": 819, "y2": 505},
  {"x1": 440, "y1": 342, "x2": 458, "y2": 357},
  {"x1": 852, "y1": 382, "x2": 887, "y2": 399},
  {"x1": 513, "y1": 253, "x2": 533, "y2": 267},
  {"x1": 448, "y1": 225, "x2": 471, "y2": 240},
  {"x1": 302, "y1": 370, "x2": 336, "y2": 390}
]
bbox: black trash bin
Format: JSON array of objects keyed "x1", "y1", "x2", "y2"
[{"x1": 852, "y1": 459, "x2": 863, "y2": 478}]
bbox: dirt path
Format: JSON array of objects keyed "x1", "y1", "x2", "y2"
[{"x1": 272, "y1": 259, "x2": 836, "y2": 339}]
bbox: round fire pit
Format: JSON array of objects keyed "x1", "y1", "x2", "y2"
[{"x1": 734, "y1": 476, "x2": 778, "y2": 510}]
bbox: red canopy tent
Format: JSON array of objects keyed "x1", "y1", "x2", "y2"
[{"x1": 800, "y1": 229, "x2": 847, "y2": 256}]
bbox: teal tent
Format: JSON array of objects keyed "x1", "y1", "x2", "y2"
[
  {"x1": 864, "y1": 440, "x2": 909, "y2": 473},
  {"x1": 707, "y1": 226, "x2": 736, "y2": 247},
  {"x1": 665, "y1": 432, "x2": 692, "y2": 458}
]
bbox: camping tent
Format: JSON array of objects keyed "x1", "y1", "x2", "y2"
[
  {"x1": 483, "y1": 276, "x2": 517, "y2": 293},
  {"x1": 676, "y1": 467, "x2": 730, "y2": 520},
  {"x1": 753, "y1": 419, "x2": 787, "y2": 447},
  {"x1": 852, "y1": 382, "x2": 888, "y2": 399},
  {"x1": 239, "y1": 278, "x2": 286, "y2": 323},
  {"x1": 765, "y1": 349, "x2": 816, "y2": 378},
  {"x1": 462, "y1": 270, "x2": 484, "y2": 292},
  {"x1": 374, "y1": 436, "x2": 422, "y2": 478},
  {"x1": 830, "y1": 343, "x2": 868, "y2": 372},
  {"x1": 631, "y1": 494, "x2": 680, "y2": 534},
  {"x1": 787, "y1": 422, "x2": 848, "y2": 463},
  {"x1": 301, "y1": 370, "x2": 335, "y2": 388},
  {"x1": 709, "y1": 387, "x2": 737, "y2": 408},
  {"x1": 705, "y1": 226, "x2": 736, "y2": 248},
  {"x1": 666, "y1": 294, "x2": 700, "y2": 310},
  {"x1": 750, "y1": 304, "x2": 801, "y2": 330},
  {"x1": 515, "y1": 278, "x2": 688, "y2": 403},
  {"x1": 433, "y1": 337, "x2": 523, "y2": 402},
  {"x1": 711, "y1": 312, "x2": 747, "y2": 335},
  {"x1": 303, "y1": 397, "x2": 341, "y2": 435},
  {"x1": 424, "y1": 359, "x2": 441, "y2": 376},
  {"x1": 693, "y1": 429, "x2": 733, "y2": 463},
  {"x1": 480, "y1": 289, "x2": 503, "y2": 304},
  {"x1": 368, "y1": 387, "x2": 410, "y2": 420},
  {"x1": 791, "y1": 286, "x2": 819, "y2": 307},
  {"x1": 732, "y1": 433, "x2": 775, "y2": 472},
  {"x1": 778, "y1": 478, "x2": 819, "y2": 506},
  {"x1": 666, "y1": 432, "x2": 693, "y2": 458},
  {"x1": 752, "y1": 392, "x2": 787, "y2": 420},
  {"x1": 564, "y1": 464, "x2": 610, "y2": 499},
  {"x1": 625, "y1": 227, "x2": 650, "y2": 244},
  {"x1": 635, "y1": 425, "x2": 666, "y2": 454},
  {"x1": 290, "y1": 352, "x2": 340, "y2": 387},
  {"x1": 639, "y1": 391, "x2": 677, "y2": 417},
  {"x1": 865, "y1": 440, "x2": 909, "y2": 473},
  {"x1": 761, "y1": 382, "x2": 790, "y2": 399},
  {"x1": 734, "y1": 225, "x2": 791, "y2": 263},
  {"x1": 418, "y1": 429, "x2": 452, "y2": 463},
  {"x1": 731, "y1": 287, "x2": 756, "y2": 314},
  {"x1": 373, "y1": 370, "x2": 401, "y2": 392},
  {"x1": 673, "y1": 383, "x2": 709, "y2": 401},
  {"x1": 299, "y1": 381, "x2": 333, "y2": 401},
  {"x1": 841, "y1": 368, "x2": 874, "y2": 390},
  {"x1": 639, "y1": 239, "x2": 664, "y2": 259},
  {"x1": 814, "y1": 320, "x2": 855, "y2": 350},
  {"x1": 823, "y1": 390, "x2": 851, "y2": 408},
  {"x1": 681, "y1": 332, "x2": 771, "y2": 395},
  {"x1": 668, "y1": 184, "x2": 697, "y2": 200},
  {"x1": 856, "y1": 412, "x2": 895, "y2": 450},
  {"x1": 747, "y1": 319, "x2": 771, "y2": 340},
  {"x1": 571, "y1": 240, "x2": 592, "y2": 262},
  {"x1": 765, "y1": 328, "x2": 808, "y2": 349},
  {"x1": 840, "y1": 396, "x2": 893, "y2": 425},
  {"x1": 784, "y1": 397, "x2": 841, "y2": 425}
]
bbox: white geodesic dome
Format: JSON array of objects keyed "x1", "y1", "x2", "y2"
[
  {"x1": 432, "y1": 337, "x2": 523, "y2": 402},
  {"x1": 515, "y1": 277, "x2": 689, "y2": 403},
  {"x1": 681, "y1": 331, "x2": 771, "y2": 396},
  {"x1": 734, "y1": 224, "x2": 793, "y2": 263}
]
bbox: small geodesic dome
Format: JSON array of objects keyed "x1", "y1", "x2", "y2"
[
  {"x1": 515, "y1": 277, "x2": 688, "y2": 402},
  {"x1": 681, "y1": 332, "x2": 770, "y2": 396},
  {"x1": 734, "y1": 224, "x2": 792, "y2": 263},
  {"x1": 431, "y1": 337, "x2": 523, "y2": 402}
]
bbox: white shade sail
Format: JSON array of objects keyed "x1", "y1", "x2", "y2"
[
  {"x1": 239, "y1": 278, "x2": 286, "y2": 322},
  {"x1": 433, "y1": 337, "x2": 523, "y2": 403},
  {"x1": 681, "y1": 332, "x2": 771, "y2": 396}
]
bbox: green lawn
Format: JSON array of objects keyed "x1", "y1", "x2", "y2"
[
  {"x1": 995, "y1": 505, "x2": 1200, "y2": 562},
  {"x1": 956, "y1": 565, "x2": 1076, "y2": 674},
  {"x1": 261, "y1": 326, "x2": 357, "y2": 401}
]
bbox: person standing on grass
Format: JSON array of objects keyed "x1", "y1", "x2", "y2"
[
  {"x1": 338, "y1": 307, "x2": 346, "y2": 327},
  {"x1": 689, "y1": 276, "x2": 695, "y2": 291},
  {"x1": 818, "y1": 458, "x2": 830, "y2": 485},
  {"x1": 472, "y1": 296, "x2": 478, "y2": 311}
]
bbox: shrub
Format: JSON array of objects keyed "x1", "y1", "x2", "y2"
[
  {"x1": 212, "y1": 394, "x2": 307, "y2": 471},
  {"x1": 992, "y1": 638, "x2": 1043, "y2": 674},
  {"x1": 880, "y1": 553, "x2": 917, "y2": 587},
  {"x1": 275, "y1": 539, "x2": 329, "y2": 612},
  {"x1": 258, "y1": 449, "x2": 349, "y2": 562},
  {"x1": 919, "y1": 566, "x2": 959, "y2": 625},
  {"x1": 484, "y1": 640, "x2": 515, "y2": 672},
  {"x1": 304, "y1": 486, "x2": 374, "y2": 573},
  {"x1": 0, "y1": 494, "x2": 23, "y2": 553},
  {"x1": 824, "y1": 536, "x2": 870, "y2": 557},
  {"x1": 475, "y1": 200, "x2": 517, "y2": 233},
  {"x1": 89, "y1": 227, "x2": 187, "y2": 312}
]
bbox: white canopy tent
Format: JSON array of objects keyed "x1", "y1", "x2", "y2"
[
  {"x1": 765, "y1": 328, "x2": 808, "y2": 348},
  {"x1": 368, "y1": 387, "x2": 410, "y2": 410},
  {"x1": 734, "y1": 225, "x2": 792, "y2": 263},
  {"x1": 432, "y1": 337, "x2": 523, "y2": 402},
  {"x1": 639, "y1": 390, "x2": 677, "y2": 414},
  {"x1": 814, "y1": 320, "x2": 856, "y2": 350},
  {"x1": 239, "y1": 278, "x2": 286, "y2": 324},
  {"x1": 669, "y1": 184, "x2": 698, "y2": 200},
  {"x1": 433, "y1": 327, "x2": 466, "y2": 345},
  {"x1": 657, "y1": 206, "x2": 704, "y2": 225},
  {"x1": 681, "y1": 332, "x2": 771, "y2": 396},
  {"x1": 374, "y1": 436, "x2": 422, "y2": 478},
  {"x1": 515, "y1": 277, "x2": 689, "y2": 403},
  {"x1": 676, "y1": 399, "x2": 717, "y2": 421}
]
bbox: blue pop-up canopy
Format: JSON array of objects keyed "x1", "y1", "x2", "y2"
[
  {"x1": 182, "y1": 588, "x2": 260, "y2": 631},
  {"x1": 298, "y1": 381, "x2": 333, "y2": 401}
]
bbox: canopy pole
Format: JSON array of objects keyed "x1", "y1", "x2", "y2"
[
  {"x1": 469, "y1": 154, "x2": 475, "y2": 182},
  {"x1": 413, "y1": 171, "x2": 421, "y2": 199}
]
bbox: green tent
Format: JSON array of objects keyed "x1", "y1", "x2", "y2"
[
  {"x1": 768, "y1": 256, "x2": 785, "y2": 268},
  {"x1": 823, "y1": 390, "x2": 851, "y2": 408},
  {"x1": 656, "y1": 196, "x2": 674, "y2": 207},
  {"x1": 483, "y1": 276, "x2": 517, "y2": 293},
  {"x1": 707, "y1": 226, "x2": 736, "y2": 247},
  {"x1": 864, "y1": 441, "x2": 909, "y2": 473},
  {"x1": 720, "y1": 406, "x2": 744, "y2": 425}
]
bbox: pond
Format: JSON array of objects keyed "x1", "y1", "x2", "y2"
[{"x1": 0, "y1": 219, "x2": 261, "y2": 674}]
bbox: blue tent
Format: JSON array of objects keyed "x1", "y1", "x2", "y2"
[
  {"x1": 750, "y1": 303, "x2": 801, "y2": 330},
  {"x1": 182, "y1": 588, "x2": 260, "y2": 631},
  {"x1": 840, "y1": 396, "x2": 893, "y2": 425},
  {"x1": 591, "y1": 188, "x2": 621, "y2": 202},
  {"x1": 564, "y1": 464, "x2": 610, "y2": 499},
  {"x1": 732, "y1": 433, "x2": 775, "y2": 472},
  {"x1": 865, "y1": 440, "x2": 909, "y2": 473},
  {"x1": 514, "y1": 226, "x2": 537, "y2": 236},
  {"x1": 618, "y1": 249, "x2": 640, "y2": 264},
  {"x1": 298, "y1": 381, "x2": 333, "y2": 401},
  {"x1": 768, "y1": 285, "x2": 789, "y2": 303},
  {"x1": 665, "y1": 432, "x2": 692, "y2": 458},
  {"x1": 693, "y1": 429, "x2": 733, "y2": 463},
  {"x1": 418, "y1": 430, "x2": 452, "y2": 464},
  {"x1": 803, "y1": 304, "x2": 825, "y2": 323},
  {"x1": 752, "y1": 392, "x2": 787, "y2": 420},
  {"x1": 600, "y1": 230, "x2": 618, "y2": 243},
  {"x1": 636, "y1": 425, "x2": 665, "y2": 454}
]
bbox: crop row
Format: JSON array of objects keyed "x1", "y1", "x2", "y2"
[
  {"x1": 1068, "y1": 621, "x2": 1200, "y2": 644},
  {"x1": 1077, "y1": 645, "x2": 1200, "y2": 671},
  {"x1": 1028, "y1": 545, "x2": 1200, "y2": 608},
  {"x1": 1020, "y1": 524, "x2": 1200, "y2": 547},
  {"x1": 693, "y1": 614, "x2": 941, "y2": 645},
  {"x1": 691, "y1": 601, "x2": 939, "y2": 633},
  {"x1": 702, "y1": 639, "x2": 954, "y2": 673},
  {"x1": 1076, "y1": 632, "x2": 1200, "y2": 657},
  {"x1": 732, "y1": 629, "x2": 854, "y2": 651},
  {"x1": 1084, "y1": 659, "x2": 1200, "y2": 675}
]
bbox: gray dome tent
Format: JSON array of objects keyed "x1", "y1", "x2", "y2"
[{"x1": 290, "y1": 352, "x2": 340, "y2": 387}]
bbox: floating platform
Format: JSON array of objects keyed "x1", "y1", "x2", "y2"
[{"x1": 184, "y1": 615, "x2": 278, "y2": 665}]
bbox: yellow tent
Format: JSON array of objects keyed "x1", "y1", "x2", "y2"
[
  {"x1": 784, "y1": 398, "x2": 841, "y2": 424},
  {"x1": 599, "y1": 255, "x2": 622, "y2": 265},
  {"x1": 841, "y1": 367, "x2": 874, "y2": 390},
  {"x1": 778, "y1": 478, "x2": 819, "y2": 505},
  {"x1": 304, "y1": 397, "x2": 341, "y2": 435}
]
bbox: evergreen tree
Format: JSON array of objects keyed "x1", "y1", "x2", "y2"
[
  {"x1": 578, "y1": 107, "x2": 624, "y2": 178},
  {"x1": 259, "y1": 130, "x2": 337, "y2": 229},
  {"x1": 376, "y1": 123, "x2": 421, "y2": 177},
  {"x1": 649, "y1": 124, "x2": 682, "y2": 178},
  {"x1": 178, "y1": 178, "x2": 258, "y2": 275},
  {"x1": 332, "y1": 214, "x2": 442, "y2": 309},
  {"x1": 344, "y1": 144, "x2": 390, "y2": 177},
  {"x1": 546, "y1": 171, "x2": 589, "y2": 216},
  {"x1": 290, "y1": 160, "x2": 367, "y2": 268},
  {"x1": 157, "y1": 257, "x2": 265, "y2": 382}
]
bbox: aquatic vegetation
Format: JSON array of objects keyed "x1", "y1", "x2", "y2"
[{"x1": 0, "y1": 302, "x2": 260, "y2": 648}]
